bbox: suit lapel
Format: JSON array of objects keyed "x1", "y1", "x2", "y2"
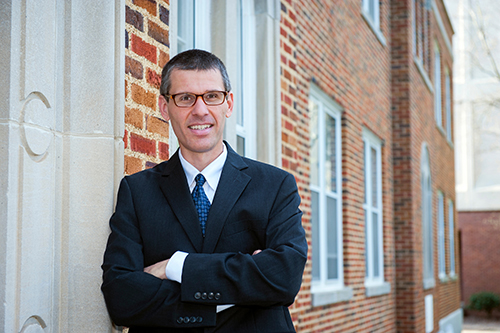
[
  {"x1": 158, "y1": 152, "x2": 204, "y2": 253},
  {"x1": 202, "y1": 145, "x2": 251, "y2": 253}
]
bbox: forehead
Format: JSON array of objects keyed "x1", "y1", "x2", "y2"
[{"x1": 169, "y1": 69, "x2": 224, "y2": 93}]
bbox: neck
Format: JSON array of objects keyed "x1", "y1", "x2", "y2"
[{"x1": 180, "y1": 143, "x2": 224, "y2": 171}]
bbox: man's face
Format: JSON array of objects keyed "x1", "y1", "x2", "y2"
[{"x1": 159, "y1": 69, "x2": 233, "y2": 163}]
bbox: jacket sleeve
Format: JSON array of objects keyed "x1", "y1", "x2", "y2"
[
  {"x1": 101, "y1": 178, "x2": 216, "y2": 328},
  {"x1": 180, "y1": 173, "x2": 308, "y2": 307}
]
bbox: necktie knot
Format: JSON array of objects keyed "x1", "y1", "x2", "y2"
[{"x1": 195, "y1": 174, "x2": 206, "y2": 187}]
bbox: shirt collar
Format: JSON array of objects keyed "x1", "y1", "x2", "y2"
[{"x1": 178, "y1": 143, "x2": 227, "y2": 193}]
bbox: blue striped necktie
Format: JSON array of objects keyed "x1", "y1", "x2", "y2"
[{"x1": 192, "y1": 174, "x2": 211, "y2": 236}]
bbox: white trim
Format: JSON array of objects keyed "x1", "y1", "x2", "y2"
[
  {"x1": 421, "y1": 144, "x2": 435, "y2": 289},
  {"x1": 448, "y1": 200, "x2": 456, "y2": 277},
  {"x1": 432, "y1": 0, "x2": 453, "y2": 59},
  {"x1": 437, "y1": 191, "x2": 446, "y2": 280},
  {"x1": 362, "y1": 128, "x2": 385, "y2": 289},
  {"x1": 425, "y1": 294, "x2": 434, "y2": 333},
  {"x1": 309, "y1": 84, "x2": 346, "y2": 299},
  {"x1": 434, "y1": 42, "x2": 443, "y2": 129},
  {"x1": 361, "y1": 0, "x2": 386, "y2": 46},
  {"x1": 445, "y1": 68, "x2": 452, "y2": 143}
]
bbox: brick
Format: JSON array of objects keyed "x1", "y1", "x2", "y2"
[
  {"x1": 125, "y1": 106, "x2": 144, "y2": 129},
  {"x1": 130, "y1": 132, "x2": 155, "y2": 156},
  {"x1": 124, "y1": 155, "x2": 142, "y2": 175},
  {"x1": 148, "y1": 20, "x2": 169, "y2": 47},
  {"x1": 131, "y1": 34, "x2": 157, "y2": 63},
  {"x1": 133, "y1": 0, "x2": 157, "y2": 16},
  {"x1": 146, "y1": 67, "x2": 162, "y2": 89},
  {"x1": 126, "y1": 6, "x2": 144, "y2": 31},
  {"x1": 130, "y1": 83, "x2": 157, "y2": 110},
  {"x1": 146, "y1": 115, "x2": 168, "y2": 137},
  {"x1": 159, "y1": 49, "x2": 169, "y2": 68},
  {"x1": 126, "y1": 55, "x2": 144, "y2": 79},
  {"x1": 159, "y1": 5, "x2": 169, "y2": 25},
  {"x1": 158, "y1": 141, "x2": 169, "y2": 160}
]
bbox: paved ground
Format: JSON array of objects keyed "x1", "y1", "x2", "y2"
[{"x1": 463, "y1": 316, "x2": 500, "y2": 332}]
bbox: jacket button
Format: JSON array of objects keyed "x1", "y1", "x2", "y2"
[
  {"x1": 194, "y1": 292, "x2": 201, "y2": 299},
  {"x1": 190, "y1": 316, "x2": 196, "y2": 323},
  {"x1": 184, "y1": 316, "x2": 190, "y2": 323},
  {"x1": 177, "y1": 317, "x2": 184, "y2": 324},
  {"x1": 197, "y1": 316, "x2": 203, "y2": 322},
  {"x1": 215, "y1": 292, "x2": 221, "y2": 300},
  {"x1": 201, "y1": 292, "x2": 207, "y2": 300},
  {"x1": 208, "y1": 292, "x2": 214, "y2": 300}
]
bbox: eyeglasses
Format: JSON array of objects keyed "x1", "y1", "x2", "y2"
[{"x1": 165, "y1": 91, "x2": 229, "y2": 108}]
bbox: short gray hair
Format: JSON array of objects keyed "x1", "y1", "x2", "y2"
[{"x1": 160, "y1": 49, "x2": 232, "y2": 95}]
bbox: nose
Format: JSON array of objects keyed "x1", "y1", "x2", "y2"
[{"x1": 191, "y1": 96, "x2": 209, "y2": 115}]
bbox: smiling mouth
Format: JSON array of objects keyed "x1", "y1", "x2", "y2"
[{"x1": 189, "y1": 125, "x2": 212, "y2": 130}]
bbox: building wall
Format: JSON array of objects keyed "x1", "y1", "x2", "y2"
[
  {"x1": 124, "y1": 0, "x2": 171, "y2": 175},
  {"x1": 283, "y1": 0, "x2": 396, "y2": 332}
]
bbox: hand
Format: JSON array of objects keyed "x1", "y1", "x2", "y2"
[
  {"x1": 252, "y1": 249, "x2": 262, "y2": 255},
  {"x1": 144, "y1": 259, "x2": 169, "y2": 279}
]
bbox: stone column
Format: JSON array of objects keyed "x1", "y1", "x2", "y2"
[{"x1": 0, "y1": 1, "x2": 124, "y2": 332}]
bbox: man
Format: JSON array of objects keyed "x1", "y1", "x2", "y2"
[{"x1": 101, "y1": 49, "x2": 307, "y2": 332}]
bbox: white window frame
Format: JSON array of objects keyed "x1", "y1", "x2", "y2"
[
  {"x1": 361, "y1": 0, "x2": 386, "y2": 45},
  {"x1": 445, "y1": 68, "x2": 452, "y2": 142},
  {"x1": 412, "y1": 0, "x2": 417, "y2": 55},
  {"x1": 363, "y1": 128, "x2": 391, "y2": 297},
  {"x1": 235, "y1": 0, "x2": 257, "y2": 159},
  {"x1": 434, "y1": 42, "x2": 443, "y2": 129},
  {"x1": 168, "y1": 0, "x2": 212, "y2": 156},
  {"x1": 448, "y1": 200, "x2": 456, "y2": 277},
  {"x1": 422, "y1": 145, "x2": 435, "y2": 289},
  {"x1": 437, "y1": 191, "x2": 446, "y2": 280},
  {"x1": 309, "y1": 85, "x2": 352, "y2": 306}
]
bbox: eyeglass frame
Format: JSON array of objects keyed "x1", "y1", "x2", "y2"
[{"x1": 163, "y1": 91, "x2": 230, "y2": 108}]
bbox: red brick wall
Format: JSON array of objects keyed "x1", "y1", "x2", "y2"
[
  {"x1": 391, "y1": 0, "x2": 460, "y2": 332},
  {"x1": 125, "y1": 0, "x2": 170, "y2": 175},
  {"x1": 283, "y1": 0, "x2": 396, "y2": 331},
  {"x1": 459, "y1": 211, "x2": 500, "y2": 308}
]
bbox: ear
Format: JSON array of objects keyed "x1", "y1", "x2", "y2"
[
  {"x1": 159, "y1": 95, "x2": 170, "y2": 121},
  {"x1": 225, "y1": 92, "x2": 234, "y2": 118}
]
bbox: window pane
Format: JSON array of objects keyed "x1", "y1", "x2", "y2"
[
  {"x1": 327, "y1": 196, "x2": 338, "y2": 280},
  {"x1": 371, "y1": 147, "x2": 378, "y2": 208},
  {"x1": 237, "y1": 135, "x2": 245, "y2": 156},
  {"x1": 372, "y1": 212, "x2": 380, "y2": 278},
  {"x1": 363, "y1": 142, "x2": 367, "y2": 204},
  {"x1": 365, "y1": 211, "x2": 369, "y2": 277},
  {"x1": 309, "y1": 100, "x2": 319, "y2": 187},
  {"x1": 449, "y1": 201, "x2": 455, "y2": 275},
  {"x1": 325, "y1": 113, "x2": 337, "y2": 193},
  {"x1": 311, "y1": 191, "x2": 320, "y2": 281}
]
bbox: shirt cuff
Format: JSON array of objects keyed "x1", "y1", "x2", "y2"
[{"x1": 165, "y1": 251, "x2": 188, "y2": 283}]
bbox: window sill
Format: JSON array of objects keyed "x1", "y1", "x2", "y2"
[
  {"x1": 414, "y1": 57, "x2": 433, "y2": 93},
  {"x1": 365, "y1": 281, "x2": 391, "y2": 297},
  {"x1": 361, "y1": 11, "x2": 386, "y2": 46},
  {"x1": 312, "y1": 286, "x2": 353, "y2": 307}
]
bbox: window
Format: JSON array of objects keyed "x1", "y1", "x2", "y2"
[
  {"x1": 421, "y1": 145, "x2": 434, "y2": 289},
  {"x1": 448, "y1": 200, "x2": 455, "y2": 276},
  {"x1": 362, "y1": 0, "x2": 385, "y2": 44},
  {"x1": 310, "y1": 85, "x2": 351, "y2": 305},
  {"x1": 445, "y1": 69, "x2": 452, "y2": 142},
  {"x1": 437, "y1": 191, "x2": 446, "y2": 279},
  {"x1": 362, "y1": 0, "x2": 380, "y2": 29},
  {"x1": 434, "y1": 43, "x2": 442, "y2": 128},
  {"x1": 363, "y1": 129, "x2": 390, "y2": 297},
  {"x1": 235, "y1": 0, "x2": 257, "y2": 158}
]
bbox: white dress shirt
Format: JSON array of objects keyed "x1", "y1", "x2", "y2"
[{"x1": 165, "y1": 144, "x2": 233, "y2": 312}]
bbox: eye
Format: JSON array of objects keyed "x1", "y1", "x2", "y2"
[
  {"x1": 177, "y1": 94, "x2": 195, "y2": 102},
  {"x1": 205, "y1": 92, "x2": 222, "y2": 101}
]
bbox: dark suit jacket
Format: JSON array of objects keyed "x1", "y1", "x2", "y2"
[{"x1": 101, "y1": 143, "x2": 307, "y2": 332}]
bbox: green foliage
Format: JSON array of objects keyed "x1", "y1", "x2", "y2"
[{"x1": 468, "y1": 292, "x2": 500, "y2": 317}]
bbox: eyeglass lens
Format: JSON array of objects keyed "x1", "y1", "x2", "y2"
[{"x1": 174, "y1": 91, "x2": 225, "y2": 107}]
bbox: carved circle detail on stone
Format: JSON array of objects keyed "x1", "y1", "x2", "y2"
[
  {"x1": 19, "y1": 92, "x2": 54, "y2": 162},
  {"x1": 19, "y1": 316, "x2": 47, "y2": 333}
]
